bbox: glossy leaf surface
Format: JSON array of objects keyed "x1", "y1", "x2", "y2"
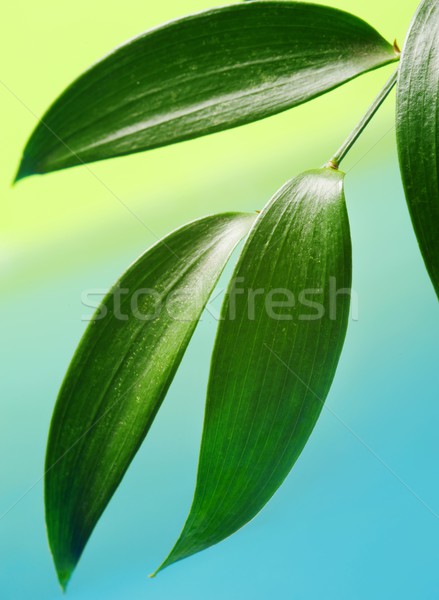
[
  {"x1": 45, "y1": 212, "x2": 255, "y2": 588},
  {"x1": 396, "y1": 0, "x2": 439, "y2": 298},
  {"x1": 157, "y1": 169, "x2": 352, "y2": 572},
  {"x1": 16, "y1": 3, "x2": 396, "y2": 178}
]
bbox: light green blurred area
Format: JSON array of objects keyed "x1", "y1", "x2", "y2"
[{"x1": 1, "y1": 0, "x2": 417, "y2": 291}]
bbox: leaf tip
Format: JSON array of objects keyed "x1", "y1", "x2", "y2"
[
  {"x1": 47, "y1": 533, "x2": 76, "y2": 592},
  {"x1": 57, "y1": 568, "x2": 72, "y2": 593},
  {"x1": 13, "y1": 155, "x2": 35, "y2": 185},
  {"x1": 149, "y1": 556, "x2": 172, "y2": 578},
  {"x1": 151, "y1": 542, "x2": 187, "y2": 578}
]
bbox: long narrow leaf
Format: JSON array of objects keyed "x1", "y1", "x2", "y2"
[
  {"x1": 16, "y1": 3, "x2": 397, "y2": 179},
  {"x1": 45, "y1": 212, "x2": 255, "y2": 588},
  {"x1": 156, "y1": 169, "x2": 352, "y2": 572},
  {"x1": 396, "y1": 0, "x2": 439, "y2": 298}
]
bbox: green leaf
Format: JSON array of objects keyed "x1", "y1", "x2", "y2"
[
  {"x1": 396, "y1": 0, "x2": 439, "y2": 299},
  {"x1": 45, "y1": 212, "x2": 255, "y2": 589},
  {"x1": 16, "y1": 3, "x2": 397, "y2": 179},
  {"x1": 155, "y1": 169, "x2": 352, "y2": 573}
]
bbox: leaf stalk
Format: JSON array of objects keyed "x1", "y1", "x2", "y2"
[{"x1": 326, "y1": 68, "x2": 398, "y2": 169}]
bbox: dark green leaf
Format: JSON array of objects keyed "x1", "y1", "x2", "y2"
[
  {"x1": 45, "y1": 212, "x2": 255, "y2": 589},
  {"x1": 156, "y1": 169, "x2": 352, "y2": 573},
  {"x1": 16, "y1": 3, "x2": 397, "y2": 179},
  {"x1": 396, "y1": 0, "x2": 439, "y2": 299}
]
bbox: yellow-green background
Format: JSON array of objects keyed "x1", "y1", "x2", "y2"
[{"x1": 1, "y1": 1, "x2": 438, "y2": 598}]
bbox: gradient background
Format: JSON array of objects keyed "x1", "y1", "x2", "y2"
[{"x1": 1, "y1": 1, "x2": 438, "y2": 598}]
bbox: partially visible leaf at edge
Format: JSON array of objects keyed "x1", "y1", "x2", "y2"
[
  {"x1": 156, "y1": 169, "x2": 352, "y2": 572},
  {"x1": 45, "y1": 212, "x2": 255, "y2": 589},
  {"x1": 16, "y1": 2, "x2": 397, "y2": 179},
  {"x1": 396, "y1": 0, "x2": 439, "y2": 299}
]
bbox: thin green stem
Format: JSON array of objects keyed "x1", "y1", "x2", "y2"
[{"x1": 326, "y1": 68, "x2": 398, "y2": 170}]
